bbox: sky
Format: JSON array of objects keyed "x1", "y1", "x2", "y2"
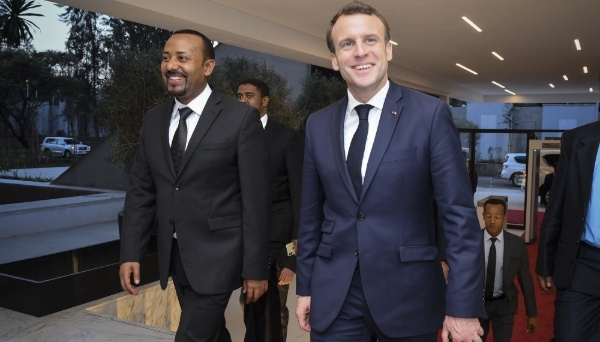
[{"x1": 30, "y1": 1, "x2": 69, "y2": 52}]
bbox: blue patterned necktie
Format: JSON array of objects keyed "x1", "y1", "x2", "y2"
[
  {"x1": 347, "y1": 104, "x2": 373, "y2": 199},
  {"x1": 171, "y1": 107, "x2": 194, "y2": 175}
]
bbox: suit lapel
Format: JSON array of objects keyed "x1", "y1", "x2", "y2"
[
  {"x1": 361, "y1": 82, "x2": 404, "y2": 201},
  {"x1": 264, "y1": 119, "x2": 277, "y2": 146},
  {"x1": 161, "y1": 99, "x2": 177, "y2": 178},
  {"x1": 178, "y1": 91, "x2": 223, "y2": 176},
  {"x1": 577, "y1": 135, "x2": 600, "y2": 213},
  {"x1": 331, "y1": 96, "x2": 359, "y2": 204}
]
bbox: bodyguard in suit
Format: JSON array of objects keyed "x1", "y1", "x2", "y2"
[
  {"x1": 536, "y1": 120, "x2": 600, "y2": 341},
  {"x1": 295, "y1": 2, "x2": 486, "y2": 341},
  {"x1": 479, "y1": 198, "x2": 537, "y2": 342},
  {"x1": 119, "y1": 30, "x2": 271, "y2": 342},
  {"x1": 237, "y1": 79, "x2": 304, "y2": 342}
]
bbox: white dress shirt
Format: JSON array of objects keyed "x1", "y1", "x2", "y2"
[
  {"x1": 261, "y1": 114, "x2": 268, "y2": 129},
  {"x1": 169, "y1": 85, "x2": 212, "y2": 149},
  {"x1": 344, "y1": 81, "x2": 389, "y2": 183},
  {"x1": 484, "y1": 229, "x2": 505, "y2": 297}
]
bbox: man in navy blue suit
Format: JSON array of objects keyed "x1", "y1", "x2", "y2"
[{"x1": 295, "y1": 2, "x2": 486, "y2": 341}]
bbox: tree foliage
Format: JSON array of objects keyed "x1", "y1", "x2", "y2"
[
  {"x1": 210, "y1": 55, "x2": 299, "y2": 128},
  {"x1": 0, "y1": 0, "x2": 42, "y2": 48},
  {"x1": 295, "y1": 70, "x2": 346, "y2": 122}
]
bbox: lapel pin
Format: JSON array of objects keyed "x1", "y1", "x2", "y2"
[{"x1": 391, "y1": 111, "x2": 397, "y2": 115}]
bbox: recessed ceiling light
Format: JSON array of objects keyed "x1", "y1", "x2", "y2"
[
  {"x1": 212, "y1": 40, "x2": 219, "y2": 48},
  {"x1": 574, "y1": 39, "x2": 581, "y2": 50},
  {"x1": 590, "y1": 88, "x2": 594, "y2": 92},
  {"x1": 462, "y1": 17, "x2": 482, "y2": 32},
  {"x1": 549, "y1": 84, "x2": 555, "y2": 88},
  {"x1": 390, "y1": 40, "x2": 398, "y2": 46},
  {"x1": 504, "y1": 89, "x2": 516, "y2": 95},
  {"x1": 563, "y1": 75, "x2": 568, "y2": 81},
  {"x1": 491, "y1": 52, "x2": 504, "y2": 60},
  {"x1": 583, "y1": 66, "x2": 588, "y2": 73},
  {"x1": 492, "y1": 81, "x2": 505, "y2": 88},
  {"x1": 456, "y1": 63, "x2": 478, "y2": 75}
]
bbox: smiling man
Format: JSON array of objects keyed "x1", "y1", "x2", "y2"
[
  {"x1": 119, "y1": 30, "x2": 271, "y2": 342},
  {"x1": 295, "y1": 2, "x2": 486, "y2": 341}
]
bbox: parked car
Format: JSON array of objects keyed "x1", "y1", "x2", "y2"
[
  {"x1": 500, "y1": 151, "x2": 559, "y2": 187},
  {"x1": 40, "y1": 137, "x2": 91, "y2": 158}
]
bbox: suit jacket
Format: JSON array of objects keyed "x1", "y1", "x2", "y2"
[
  {"x1": 120, "y1": 90, "x2": 271, "y2": 295},
  {"x1": 296, "y1": 81, "x2": 486, "y2": 338},
  {"x1": 264, "y1": 118, "x2": 304, "y2": 271},
  {"x1": 536, "y1": 120, "x2": 600, "y2": 289},
  {"x1": 489, "y1": 231, "x2": 537, "y2": 317}
]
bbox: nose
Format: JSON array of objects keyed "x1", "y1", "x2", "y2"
[{"x1": 354, "y1": 41, "x2": 368, "y2": 58}]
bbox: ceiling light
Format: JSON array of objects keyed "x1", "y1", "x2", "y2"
[
  {"x1": 590, "y1": 88, "x2": 594, "y2": 92},
  {"x1": 574, "y1": 39, "x2": 581, "y2": 50},
  {"x1": 456, "y1": 63, "x2": 478, "y2": 75},
  {"x1": 549, "y1": 84, "x2": 555, "y2": 88},
  {"x1": 491, "y1": 52, "x2": 504, "y2": 60},
  {"x1": 583, "y1": 66, "x2": 588, "y2": 73},
  {"x1": 212, "y1": 40, "x2": 219, "y2": 48},
  {"x1": 504, "y1": 89, "x2": 516, "y2": 95},
  {"x1": 462, "y1": 17, "x2": 482, "y2": 32},
  {"x1": 563, "y1": 75, "x2": 568, "y2": 81},
  {"x1": 492, "y1": 81, "x2": 505, "y2": 88},
  {"x1": 390, "y1": 40, "x2": 398, "y2": 46}
]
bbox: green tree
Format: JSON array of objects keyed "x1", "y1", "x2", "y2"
[
  {"x1": 94, "y1": 48, "x2": 168, "y2": 169},
  {"x1": 210, "y1": 55, "x2": 298, "y2": 128},
  {"x1": 0, "y1": 0, "x2": 43, "y2": 48},
  {"x1": 103, "y1": 17, "x2": 171, "y2": 53},
  {"x1": 295, "y1": 70, "x2": 346, "y2": 124},
  {"x1": 0, "y1": 49, "x2": 77, "y2": 148}
]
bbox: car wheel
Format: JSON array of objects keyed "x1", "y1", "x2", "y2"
[
  {"x1": 511, "y1": 172, "x2": 524, "y2": 187},
  {"x1": 64, "y1": 150, "x2": 72, "y2": 159}
]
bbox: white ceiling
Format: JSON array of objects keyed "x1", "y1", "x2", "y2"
[{"x1": 53, "y1": 0, "x2": 600, "y2": 103}]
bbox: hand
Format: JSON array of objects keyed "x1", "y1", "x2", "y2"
[
  {"x1": 536, "y1": 275, "x2": 555, "y2": 293},
  {"x1": 278, "y1": 267, "x2": 295, "y2": 285},
  {"x1": 119, "y1": 262, "x2": 141, "y2": 295},
  {"x1": 243, "y1": 279, "x2": 268, "y2": 303},
  {"x1": 441, "y1": 261, "x2": 450, "y2": 282},
  {"x1": 296, "y1": 296, "x2": 311, "y2": 332},
  {"x1": 527, "y1": 316, "x2": 538, "y2": 333},
  {"x1": 441, "y1": 316, "x2": 483, "y2": 342}
]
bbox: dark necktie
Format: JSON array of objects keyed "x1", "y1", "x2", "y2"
[
  {"x1": 485, "y1": 237, "x2": 498, "y2": 299},
  {"x1": 347, "y1": 104, "x2": 373, "y2": 199},
  {"x1": 171, "y1": 107, "x2": 194, "y2": 175}
]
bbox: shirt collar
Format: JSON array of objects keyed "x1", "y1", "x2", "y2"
[
  {"x1": 173, "y1": 85, "x2": 212, "y2": 117},
  {"x1": 347, "y1": 80, "x2": 390, "y2": 114},
  {"x1": 261, "y1": 113, "x2": 268, "y2": 129},
  {"x1": 484, "y1": 228, "x2": 504, "y2": 243}
]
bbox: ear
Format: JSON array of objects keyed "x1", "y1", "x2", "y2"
[
  {"x1": 204, "y1": 59, "x2": 216, "y2": 77},
  {"x1": 262, "y1": 96, "x2": 270, "y2": 107},
  {"x1": 386, "y1": 40, "x2": 393, "y2": 61},
  {"x1": 330, "y1": 52, "x2": 340, "y2": 71}
]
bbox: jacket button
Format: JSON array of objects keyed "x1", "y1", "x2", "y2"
[
  {"x1": 169, "y1": 219, "x2": 174, "y2": 225},
  {"x1": 358, "y1": 213, "x2": 366, "y2": 221},
  {"x1": 355, "y1": 249, "x2": 359, "y2": 256},
  {"x1": 175, "y1": 185, "x2": 180, "y2": 191}
]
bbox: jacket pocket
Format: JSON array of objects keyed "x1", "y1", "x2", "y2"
[
  {"x1": 398, "y1": 246, "x2": 438, "y2": 262},
  {"x1": 207, "y1": 215, "x2": 242, "y2": 231},
  {"x1": 316, "y1": 243, "x2": 332, "y2": 258},
  {"x1": 381, "y1": 146, "x2": 417, "y2": 164},
  {"x1": 197, "y1": 142, "x2": 230, "y2": 150},
  {"x1": 321, "y1": 220, "x2": 335, "y2": 233}
]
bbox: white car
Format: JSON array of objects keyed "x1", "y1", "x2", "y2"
[
  {"x1": 500, "y1": 151, "x2": 559, "y2": 187},
  {"x1": 40, "y1": 137, "x2": 91, "y2": 158}
]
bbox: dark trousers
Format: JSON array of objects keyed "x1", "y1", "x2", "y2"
[
  {"x1": 310, "y1": 268, "x2": 438, "y2": 342},
  {"x1": 274, "y1": 260, "x2": 290, "y2": 342},
  {"x1": 240, "y1": 255, "x2": 283, "y2": 342},
  {"x1": 553, "y1": 242, "x2": 600, "y2": 342},
  {"x1": 170, "y1": 240, "x2": 232, "y2": 342},
  {"x1": 479, "y1": 297, "x2": 514, "y2": 342}
]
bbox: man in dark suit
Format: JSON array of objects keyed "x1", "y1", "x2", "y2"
[
  {"x1": 295, "y1": 2, "x2": 486, "y2": 341},
  {"x1": 118, "y1": 30, "x2": 271, "y2": 342},
  {"x1": 536, "y1": 120, "x2": 600, "y2": 342},
  {"x1": 479, "y1": 198, "x2": 537, "y2": 342},
  {"x1": 237, "y1": 79, "x2": 304, "y2": 342}
]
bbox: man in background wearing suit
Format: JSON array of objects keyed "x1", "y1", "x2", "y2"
[
  {"x1": 536, "y1": 120, "x2": 600, "y2": 341},
  {"x1": 237, "y1": 79, "x2": 304, "y2": 342},
  {"x1": 479, "y1": 198, "x2": 537, "y2": 342},
  {"x1": 295, "y1": 2, "x2": 486, "y2": 341},
  {"x1": 119, "y1": 30, "x2": 271, "y2": 342}
]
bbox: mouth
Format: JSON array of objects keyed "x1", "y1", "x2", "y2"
[
  {"x1": 353, "y1": 64, "x2": 373, "y2": 71},
  {"x1": 166, "y1": 72, "x2": 186, "y2": 85}
]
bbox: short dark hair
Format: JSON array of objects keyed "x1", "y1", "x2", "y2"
[
  {"x1": 238, "y1": 79, "x2": 270, "y2": 98},
  {"x1": 172, "y1": 29, "x2": 215, "y2": 60},
  {"x1": 484, "y1": 198, "x2": 507, "y2": 215},
  {"x1": 326, "y1": 1, "x2": 391, "y2": 53}
]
